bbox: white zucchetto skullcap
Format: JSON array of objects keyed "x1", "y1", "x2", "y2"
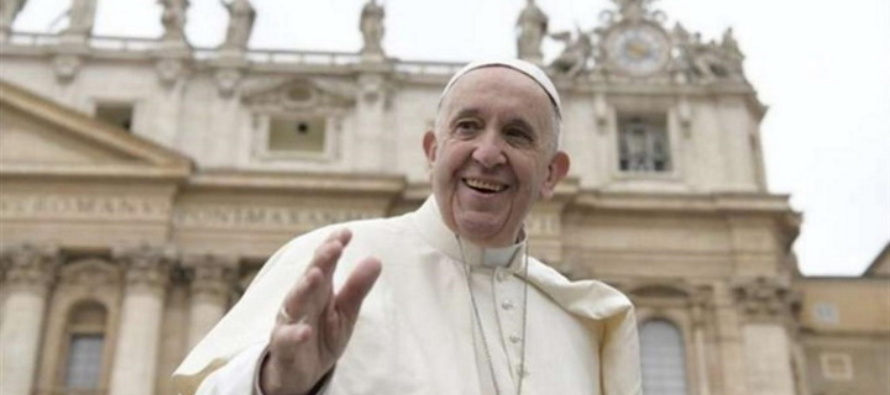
[{"x1": 440, "y1": 59, "x2": 562, "y2": 120}]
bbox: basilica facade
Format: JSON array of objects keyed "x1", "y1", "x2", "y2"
[{"x1": 0, "y1": 1, "x2": 886, "y2": 395}]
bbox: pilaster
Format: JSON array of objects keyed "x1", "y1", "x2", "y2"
[
  {"x1": 108, "y1": 245, "x2": 172, "y2": 395},
  {"x1": 0, "y1": 244, "x2": 60, "y2": 395},
  {"x1": 733, "y1": 276, "x2": 799, "y2": 395},
  {"x1": 183, "y1": 254, "x2": 237, "y2": 348}
]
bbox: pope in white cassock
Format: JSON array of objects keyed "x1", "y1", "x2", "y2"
[{"x1": 173, "y1": 59, "x2": 642, "y2": 395}]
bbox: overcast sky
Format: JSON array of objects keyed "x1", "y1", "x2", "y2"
[{"x1": 12, "y1": 0, "x2": 890, "y2": 276}]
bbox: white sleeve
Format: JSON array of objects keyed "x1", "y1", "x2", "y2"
[
  {"x1": 193, "y1": 342, "x2": 335, "y2": 395},
  {"x1": 194, "y1": 343, "x2": 266, "y2": 395}
]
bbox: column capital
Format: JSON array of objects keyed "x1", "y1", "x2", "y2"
[
  {"x1": 182, "y1": 254, "x2": 238, "y2": 301},
  {"x1": 731, "y1": 276, "x2": 800, "y2": 323},
  {"x1": 0, "y1": 244, "x2": 60, "y2": 294},
  {"x1": 114, "y1": 245, "x2": 174, "y2": 291}
]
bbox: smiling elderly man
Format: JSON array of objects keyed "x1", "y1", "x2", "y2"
[{"x1": 173, "y1": 59, "x2": 641, "y2": 395}]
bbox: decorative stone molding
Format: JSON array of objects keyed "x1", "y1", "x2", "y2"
[
  {"x1": 242, "y1": 77, "x2": 357, "y2": 114},
  {"x1": 182, "y1": 254, "x2": 238, "y2": 301},
  {"x1": 0, "y1": 243, "x2": 60, "y2": 293},
  {"x1": 732, "y1": 276, "x2": 800, "y2": 322},
  {"x1": 114, "y1": 245, "x2": 173, "y2": 291},
  {"x1": 155, "y1": 57, "x2": 187, "y2": 87},
  {"x1": 214, "y1": 67, "x2": 242, "y2": 98},
  {"x1": 59, "y1": 258, "x2": 122, "y2": 288},
  {"x1": 52, "y1": 54, "x2": 83, "y2": 83}
]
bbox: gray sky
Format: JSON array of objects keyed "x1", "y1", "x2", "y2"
[{"x1": 13, "y1": 0, "x2": 890, "y2": 276}]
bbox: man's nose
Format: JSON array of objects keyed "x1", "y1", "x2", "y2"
[{"x1": 471, "y1": 131, "x2": 506, "y2": 168}]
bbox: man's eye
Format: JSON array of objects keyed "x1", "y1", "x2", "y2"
[
  {"x1": 455, "y1": 121, "x2": 479, "y2": 134},
  {"x1": 506, "y1": 128, "x2": 534, "y2": 144}
]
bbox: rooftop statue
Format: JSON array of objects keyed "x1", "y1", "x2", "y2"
[
  {"x1": 359, "y1": 0, "x2": 385, "y2": 56},
  {"x1": 63, "y1": 0, "x2": 97, "y2": 36},
  {"x1": 549, "y1": 28, "x2": 593, "y2": 78},
  {"x1": 673, "y1": 27, "x2": 745, "y2": 82},
  {"x1": 159, "y1": 0, "x2": 189, "y2": 44},
  {"x1": 220, "y1": 0, "x2": 255, "y2": 51},
  {"x1": 516, "y1": 0, "x2": 548, "y2": 64},
  {"x1": 0, "y1": 0, "x2": 28, "y2": 40}
]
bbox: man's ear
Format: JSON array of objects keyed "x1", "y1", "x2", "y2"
[
  {"x1": 539, "y1": 151, "x2": 570, "y2": 200},
  {"x1": 422, "y1": 131, "x2": 438, "y2": 165}
]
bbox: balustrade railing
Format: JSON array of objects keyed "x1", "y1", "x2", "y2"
[{"x1": 4, "y1": 32, "x2": 463, "y2": 76}]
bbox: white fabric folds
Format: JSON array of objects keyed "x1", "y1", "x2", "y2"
[{"x1": 173, "y1": 197, "x2": 642, "y2": 395}]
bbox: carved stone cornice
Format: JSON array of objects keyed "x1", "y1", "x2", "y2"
[
  {"x1": 59, "y1": 258, "x2": 122, "y2": 288},
  {"x1": 0, "y1": 244, "x2": 60, "y2": 294},
  {"x1": 182, "y1": 254, "x2": 238, "y2": 302},
  {"x1": 732, "y1": 276, "x2": 800, "y2": 322},
  {"x1": 115, "y1": 245, "x2": 174, "y2": 291}
]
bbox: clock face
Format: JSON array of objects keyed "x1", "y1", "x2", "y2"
[{"x1": 606, "y1": 23, "x2": 670, "y2": 75}]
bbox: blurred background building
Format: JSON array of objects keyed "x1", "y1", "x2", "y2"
[{"x1": 0, "y1": 0, "x2": 887, "y2": 394}]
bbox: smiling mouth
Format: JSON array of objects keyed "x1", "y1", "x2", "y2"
[{"x1": 463, "y1": 178, "x2": 507, "y2": 194}]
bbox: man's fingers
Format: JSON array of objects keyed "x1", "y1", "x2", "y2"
[
  {"x1": 309, "y1": 229, "x2": 352, "y2": 281},
  {"x1": 335, "y1": 257, "x2": 382, "y2": 322},
  {"x1": 279, "y1": 267, "x2": 325, "y2": 325}
]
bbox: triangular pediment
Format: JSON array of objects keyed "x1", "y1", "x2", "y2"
[
  {"x1": 0, "y1": 80, "x2": 191, "y2": 179},
  {"x1": 241, "y1": 76, "x2": 357, "y2": 113},
  {"x1": 864, "y1": 243, "x2": 890, "y2": 277}
]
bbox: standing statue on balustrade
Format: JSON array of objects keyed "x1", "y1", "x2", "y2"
[
  {"x1": 160, "y1": 0, "x2": 188, "y2": 44},
  {"x1": 0, "y1": 0, "x2": 28, "y2": 40},
  {"x1": 220, "y1": 0, "x2": 255, "y2": 51},
  {"x1": 360, "y1": 0, "x2": 385, "y2": 56},
  {"x1": 63, "y1": 0, "x2": 97, "y2": 35},
  {"x1": 516, "y1": 0, "x2": 548, "y2": 63}
]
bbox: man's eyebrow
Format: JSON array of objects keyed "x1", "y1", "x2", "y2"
[{"x1": 448, "y1": 108, "x2": 483, "y2": 123}]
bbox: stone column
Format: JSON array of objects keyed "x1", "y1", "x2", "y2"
[
  {"x1": 690, "y1": 296, "x2": 712, "y2": 395},
  {"x1": 0, "y1": 244, "x2": 59, "y2": 395},
  {"x1": 734, "y1": 277, "x2": 797, "y2": 395},
  {"x1": 108, "y1": 246, "x2": 171, "y2": 395},
  {"x1": 712, "y1": 282, "x2": 748, "y2": 395},
  {"x1": 184, "y1": 254, "x2": 236, "y2": 349}
]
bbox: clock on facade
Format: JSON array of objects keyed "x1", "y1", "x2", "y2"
[{"x1": 605, "y1": 23, "x2": 670, "y2": 75}]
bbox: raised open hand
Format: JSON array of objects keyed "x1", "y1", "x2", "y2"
[{"x1": 260, "y1": 229, "x2": 382, "y2": 395}]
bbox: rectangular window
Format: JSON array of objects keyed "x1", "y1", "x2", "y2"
[
  {"x1": 617, "y1": 114, "x2": 671, "y2": 173},
  {"x1": 268, "y1": 117, "x2": 326, "y2": 153},
  {"x1": 820, "y1": 353, "x2": 853, "y2": 381},
  {"x1": 812, "y1": 302, "x2": 839, "y2": 324},
  {"x1": 95, "y1": 103, "x2": 134, "y2": 131},
  {"x1": 64, "y1": 334, "x2": 105, "y2": 389}
]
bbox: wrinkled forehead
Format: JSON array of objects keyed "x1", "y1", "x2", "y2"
[{"x1": 439, "y1": 59, "x2": 562, "y2": 120}]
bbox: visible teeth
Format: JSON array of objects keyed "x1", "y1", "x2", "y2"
[{"x1": 465, "y1": 178, "x2": 506, "y2": 192}]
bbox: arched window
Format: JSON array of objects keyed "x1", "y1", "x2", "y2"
[
  {"x1": 640, "y1": 319, "x2": 688, "y2": 395},
  {"x1": 60, "y1": 301, "x2": 108, "y2": 390}
]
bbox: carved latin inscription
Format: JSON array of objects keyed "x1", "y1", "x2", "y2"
[
  {"x1": 174, "y1": 204, "x2": 376, "y2": 230},
  {"x1": 0, "y1": 194, "x2": 170, "y2": 220}
]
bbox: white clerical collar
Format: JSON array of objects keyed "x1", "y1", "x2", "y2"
[{"x1": 411, "y1": 196, "x2": 527, "y2": 271}]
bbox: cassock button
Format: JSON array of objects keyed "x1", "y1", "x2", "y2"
[
  {"x1": 509, "y1": 334, "x2": 521, "y2": 344},
  {"x1": 501, "y1": 299, "x2": 514, "y2": 310}
]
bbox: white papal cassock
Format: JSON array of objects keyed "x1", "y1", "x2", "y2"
[{"x1": 173, "y1": 197, "x2": 642, "y2": 394}]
